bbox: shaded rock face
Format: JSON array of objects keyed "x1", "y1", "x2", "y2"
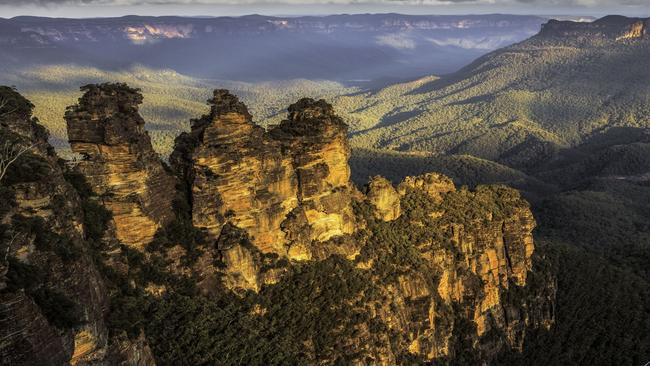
[
  {"x1": 65, "y1": 83, "x2": 177, "y2": 250},
  {"x1": 171, "y1": 91, "x2": 356, "y2": 262},
  {"x1": 0, "y1": 86, "x2": 151, "y2": 366}
]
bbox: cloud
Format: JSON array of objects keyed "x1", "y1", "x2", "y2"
[
  {"x1": 0, "y1": 0, "x2": 648, "y2": 7},
  {"x1": 0, "y1": 0, "x2": 561, "y2": 5},
  {"x1": 376, "y1": 33, "x2": 416, "y2": 49}
]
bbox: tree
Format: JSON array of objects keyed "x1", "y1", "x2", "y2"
[{"x1": 0, "y1": 141, "x2": 38, "y2": 183}]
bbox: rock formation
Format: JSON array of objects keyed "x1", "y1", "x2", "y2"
[
  {"x1": 170, "y1": 90, "x2": 298, "y2": 255},
  {"x1": 365, "y1": 176, "x2": 401, "y2": 221},
  {"x1": 270, "y1": 98, "x2": 357, "y2": 242},
  {"x1": 171, "y1": 91, "x2": 357, "y2": 262},
  {"x1": 65, "y1": 83, "x2": 176, "y2": 250},
  {"x1": 539, "y1": 16, "x2": 648, "y2": 42},
  {"x1": 616, "y1": 20, "x2": 646, "y2": 41},
  {"x1": 397, "y1": 172, "x2": 456, "y2": 203},
  {"x1": 2, "y1": 85, "x2": 555, "y2": 365},
  {"x1": 338, "y1": 176, "x2": 554, "y2": 363},
  {"x1": 0, "y1": 86, "x2": 153, "y2": 365}
]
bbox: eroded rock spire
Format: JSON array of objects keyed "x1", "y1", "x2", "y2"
[{"x1": 65, "y1": 83, "x2": 177, "y2": 249}]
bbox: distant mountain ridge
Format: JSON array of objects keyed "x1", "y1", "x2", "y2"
[
  {"x1": 1, "y1": 14, "x2": 547, "y2": 41},
  {"x1": 343, "y1": 15, "x2": 650, "y2": 171},
  {"x1": 0, "y1": 14, "x2": 547, "y2": 82},
  {"x1": 538, "y1": 15, "x2": 647, "y2": 41}
]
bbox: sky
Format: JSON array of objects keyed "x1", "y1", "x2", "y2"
[{"x1": 0, "y1": 0, "x2": 649, "y2": 18}]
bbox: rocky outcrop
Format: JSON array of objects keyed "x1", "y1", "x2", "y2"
[
  {"x1": 170, "y1": 90, "x2": 298, "y2": 255},
  {"x1": 270, "y1": 98, "x2": 357, "y2": 242},
  {"x1": 365, "y1": 176, "x2": 401, "y2": 221},
  {"x1": 171, "y1": 91, "x2": 357, "y2": 263},
  {"x1": 616, "y1": 20, "x2": 646, "y2": 41},
  {"x1": 398, "y1": 172, "x2": 456, "y2": 203},
  {"x1": 351, "y1": 178, "x2": 554, "y2": 363},
  {"x1": 0, "y1": 86, "x2": 152, "y2": 365},
  {"x1": 539, "y1": 16, "x2": 648, "y2": 42},
  {"x1": 65, "y1": 83, "x2": 176, "y2": 250}
]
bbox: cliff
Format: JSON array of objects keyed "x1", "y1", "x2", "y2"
[
  {"x1": 538, "y1": 16, "x2": 648, "y2": 42},
  {"x1": 171, "y1": 91, "x2": 357, "y2": 266},
  {"x1": 270, "y1": 98, "x2": 357, "y2": 243},
  {"x1": 170, "y1": 90, "x2": 299, "y2": 255},
  {"x1": 167, "y1": 89, "x2": 554, "y2": 363},
  {"x1": 346, "y1": 175, "x2": 555, "y2": 363},
  {"x1": 2, "y1": 85, "x2": 554, "y2": 365},
  {"x1": 65, "y1": 83, "x2": 177, "y2": 250},
  {"x1": 0, "y1": 86, "x2": 153, "y2": 365}
]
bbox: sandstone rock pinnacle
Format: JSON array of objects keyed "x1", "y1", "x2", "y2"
[{"x1": 65, "y1": 83, "x2": 177, "y2": 250}]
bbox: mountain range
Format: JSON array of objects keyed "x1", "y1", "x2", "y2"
[
  {"x1": 0, "y1": 14, "x2": 551, "y2": 82},
  {"x1": 345, "y1": 15, "x2": 650, "y2": 172}
]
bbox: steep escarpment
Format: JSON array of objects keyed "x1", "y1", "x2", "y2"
[
  {"x1": 538, "y1": 16, "x2": 648, "y2": 42},
  {"x1": 0, "y1": 86, "x2": 153, "y2": 365},
  {"x1": 65, "y1": 83, "x2": 177, "y2": 250},
  {"x1": 3, "y1": 85, "x2": 554, "y2": 365},
  {"x1": 350, "y1": 175, "x2": 553, "y2": 362}
]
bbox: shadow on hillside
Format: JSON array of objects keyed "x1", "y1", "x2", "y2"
[{"x1": 349, "y1": 109, "x2": 423, "y2": 137}]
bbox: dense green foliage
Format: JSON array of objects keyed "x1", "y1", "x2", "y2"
[
  {"x1": 128, "y1": 194, "x2": 423, "y2": 364},
  {"x1": 126, "y1": 256, "x2": 377, "y2": 366},
  {"x1": 501, "y1": 241, "x2": 650, "y2": 366},
  {"x1": 340, "y1": 37, "x2": 650, "y2": 167},
  {"x1": 537, "y1": 181, "x2": 650, "y2": 278}
]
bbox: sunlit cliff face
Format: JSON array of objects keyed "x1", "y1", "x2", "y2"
[
  {"x1": 125, "y1": 24, "x2": 194, "y2": 43},
  {"x1": 616, "y1": 20, "x2": 646, "y2": 40}
]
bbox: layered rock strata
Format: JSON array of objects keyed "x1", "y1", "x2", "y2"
[
  {"x1": 171, "y1": 91, "x2": 357, "y2": 260},
  {"x1": 0, "y1": 86, "x2": 152, "y2": 365},
  {"x1": 170, "y1": 90, "x2": 298, "y2": 255},
  {"x1": 348, "y1": 177, "x2": 554, "y2": 363},
  {"x1": 364, "y1": 175, "x2": 401, "y2": 221},
  {"x1": 270, "y1": 98, "x2": 357, "y2": 242},
  {"x1": 65, "y1": 83, "x2": 176, "y2": 250}
]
